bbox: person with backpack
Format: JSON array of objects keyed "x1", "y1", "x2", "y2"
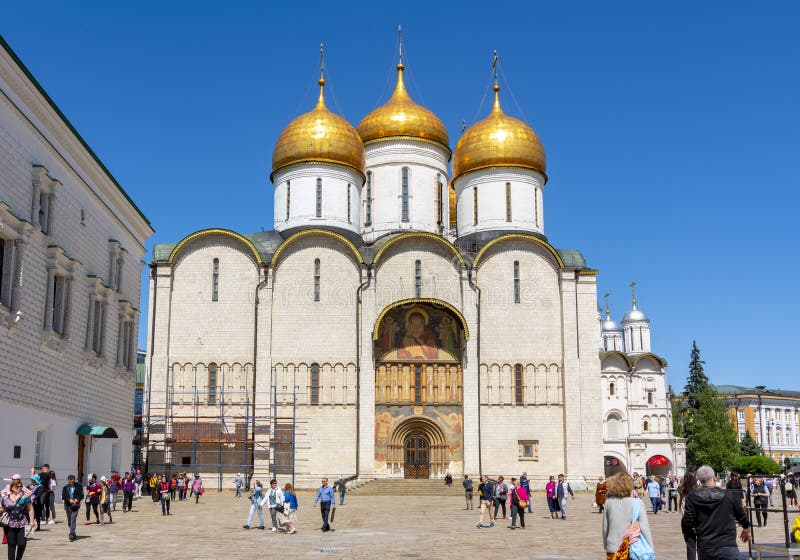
[
  {"x1": 462, "y1": 474, "x2": 474, "y2": 510},
  {"x1": 602, "y1": 472, "x2": 654, "y2": 559},
  {"x1": 493, "y1": 475, "x2": 509, "y2": 520},
  {"x1": 242, "y1": 479, "x2": 265, "y2": 529}
]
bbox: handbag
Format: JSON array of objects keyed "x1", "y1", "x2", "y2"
[
  {"x1": 624, "y1": 499, "x2": 655, "y2": 560},
  {"x1": 275, "y1": 503, "x2": 285, "y2": 513},
  {"x1": 0, "y1": 510, "x2": 9, "y2": 527}
]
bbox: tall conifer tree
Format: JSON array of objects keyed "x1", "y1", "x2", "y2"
[{"x1": 684, "y1": 340, "x2": 708, "y2": 410}]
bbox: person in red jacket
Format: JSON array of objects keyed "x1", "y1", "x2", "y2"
[{"x1": 84, "y1": 474, "x2": 101, "y2": 524}]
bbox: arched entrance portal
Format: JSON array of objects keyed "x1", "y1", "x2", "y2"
[
  {"x1": 646, "y1": 455, "x2": 671, "y2": 477},
  {"x1": 404, "y1": 433, "x2": 430, "y2": 479},
  {"x1": 604, "y1": 455, "x2": 627, "y2": 477},
  {"x1": 373, "y1": 301, "x2": 466, "y2": 478}
]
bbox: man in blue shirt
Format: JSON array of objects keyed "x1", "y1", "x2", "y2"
[
  {"x1": 647, "y1": 475, "x2": 663, "y2": 514},
  {"x1": 313, "y1": 478, "x2": 335, "y2": 532}
]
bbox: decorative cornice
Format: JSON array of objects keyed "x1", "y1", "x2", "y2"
[{"x1": 373, "y1": 232, "x2": 465, "y2": 267}]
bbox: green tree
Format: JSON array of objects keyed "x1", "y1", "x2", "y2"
[
  {"x1": 685, "y1": 384, "x2": 739, "y2": 472},
  {"x1": 730, "y1": 455, "x2": 781, "y2": 475},
  {"x1": 669, "y1": 385, "x2": 684, "y2": 437},
  {"x1": 684, "y1": 340, "x2": 709, "y2": 410},
  {"x1": 739, "y1": 431, "x2": 763, "y2": 457}
]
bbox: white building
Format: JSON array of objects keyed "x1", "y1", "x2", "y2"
[
  {"x1": 0, "y1": 36, "x2": 153, "y2": 482},
  {"x1": 599, "y1": 290, "x2": 686, "y2": 477}
]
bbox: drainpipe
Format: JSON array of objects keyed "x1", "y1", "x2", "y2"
[
  {"x1": 251, "y1": 266, "x2": 269, "y2": 482},
  {"x1": 467, "y1": 266, "x2": 482, "y2": 477},
  {"x1": 355, "y1": 265, "x2": 372, "y2": 480}
]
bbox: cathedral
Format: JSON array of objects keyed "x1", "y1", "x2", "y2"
[{"x1": 143, "y1": 49, "x2": 683, "y2": 488}]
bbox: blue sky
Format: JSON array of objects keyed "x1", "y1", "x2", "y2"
[{"x1": 3, "y1": 1, "x2": 798, "y2": 391}]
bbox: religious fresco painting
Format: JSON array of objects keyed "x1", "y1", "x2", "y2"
[{"x1": 376, "y1": 304, "x2": 462, "y2": 362}]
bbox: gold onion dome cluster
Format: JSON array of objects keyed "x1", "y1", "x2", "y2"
[
  {"x1": 357, "y1": 63, "x2": 450, "y2": 151},
  {"x1": 271, "y1": 78, "x2": 365, "y2": 178},
  {"x1": 452, "y1": 84, "x2": 546, "y2": 181}
]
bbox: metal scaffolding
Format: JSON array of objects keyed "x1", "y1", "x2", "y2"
[{"x1": 138, "y1": 363, "x2": 305, "y2": 490}]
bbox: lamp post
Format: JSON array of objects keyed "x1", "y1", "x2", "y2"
[{"x1": 766, "y1": 419, "x2": 775, "y2": 460}]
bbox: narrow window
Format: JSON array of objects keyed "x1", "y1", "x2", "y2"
[
  {"x1": 647, "y1": 391, "x2": 653, "y2": 404},
  {"x1": 316, "y1": 178, "x2": 322, "y2": 218},
  {"x1": 473, "y1": 187, "x2": 478, "y2": 225},
  {"x1": 513, "y1": 261, "x2": 520, "y2": 304},
  {"x1": 313, "y1": 258, "x2": 320, "y2": 302},
  {"x1": 436, "y1": 174, "x2": 443, "y2": 225},
  {"x1": 208, "y1": 363, "x2": 217, "y2": 405},
  {"x1": 310, "y1": 363, "x2": 320, "y2": 405},
  {"x1": 52, "y1": 275, "x2": 67, "y2": 335},
  {"x1": 505, "y1": 182, "x2": 512, "y2": 222},
  {"x1": 347, "y1": 183, "x2": 351, "y2": 223},
  {"x1": 286, "y1": 180, "x2": 291, "y2": 220},
  {"x1": 365, "y1": 172, "x2": 372, "y2": 226},
  {"x1": 414, "y1": 260, "x2": 422, "y2": 298},
  {"x1": 414, "y1": 364, "x2": 422, "y2": 405},
  {"x1": 212, "y1": 258, "x2": 219, "y2": 301},
  {"x1": 643, "y1": 420, "x2": 649, "y2": 432},
  {"x1": 609, "y1": 382, "x2": 615, "y2": 396},
  {"x1": 34, "y1": 429, "x2": 47, "y2": 468},
  {"x1": 401, "y1": 167, "x2": 409, "y2": 222},
  {"x1": 514, "y1": 364, "x2": 524, "y2": 405},
  {"x1": 534, "y1": 189, "x2": 539, "y2": 227},
  {"x1": 0, "y1": 239, "x2": 6, "y2": 307},
  {"x1": 91, "y1": 300, "x2": 105, "y2": 353},
  {"x1": 116, "y1": 258, "x2": 123, "y2": 293},
  {"x1": 39, "y1": 193, "x2": 50, "y2": 234}
]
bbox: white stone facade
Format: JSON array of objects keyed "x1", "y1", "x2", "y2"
[
  {"x1": 0, "y1": 38, "x2": 152, "y2": 482},
  {"x1": 600, "y1": 302, "x2": 686, "y2": 477}
]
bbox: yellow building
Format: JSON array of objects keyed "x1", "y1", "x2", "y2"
[{"x1": 716, "y1": 385, "x2": 800, "y2": 465}]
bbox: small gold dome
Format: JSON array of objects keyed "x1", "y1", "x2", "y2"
[
  {"x1": 357, "y1": 63, "x2": 450, "y2": 151},
  {"x1": 452, "y1": 84, "x2": 546, "y2": 181},
  {"x1": 271, "y1": 78, "x2": 365, "y2": 179}
]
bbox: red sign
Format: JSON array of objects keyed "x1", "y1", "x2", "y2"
[{"x1": 647, "y1": 455, "x2": 670, "y2": 467}]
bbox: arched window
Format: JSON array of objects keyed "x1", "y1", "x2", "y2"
[
  {"x1": 609, "y1": 382, "x2": 616, "y2": 396},
  {"x1": 208, "y1": 363, "x2": 217, "y2": 405},
  {"x1": 310, "y1": 363, "x2": 320, "y2": 405},
  {"x1": 607, "y1": 414, "x2": 621, "y2": 438},
  {"x1": 347, "y1": 183, "x2": 351, "y2": 223},
  {"x1": 473, "y1": 187, "x2": 478, "y2": 225},
  {"x1": 414, "y1": 364, "x2": 422, "y2": 405},
  {"x1": 313, "y1": 259, "x2": 321, "y2": 302},
  {"x1": 401, "y1": 168, "x2": 410, "y2": 222},
  {"x1": 436, "y1": 174, "x2": 443, "y2": 226},
  {"x1": 514, "y1": 364, "x2": 524, "y2": 405},
  {"x1": 643, "y1": 420, "x2": 650, "y2": 432},
  {"x1": 212, "y1": 258, "x2": 219, "y2": 301},
  {"x1": 647, "y1": 391, "x2": 653, "y2": 404},
  {"x1": 365, "y1": 172, "x2": 372, "y2": 226},
  {"x1": 286, "y1": 180, "x2": 291, "y2": 220},
  {"x1": 534, "y1": 189, "x2": 539, "y2": 227},
  {"x1": 505, "y1": 182, "x2": 512, "y2": 222},
  {"x1": 513, "y1": 261, "x2": 520, "y2": 303},
  {"x1": 316, "y1": 178, "x2": 322, "y2": 218},
  {"x1": 414, "y1": 260, "x2": 422, "y2": 298}
]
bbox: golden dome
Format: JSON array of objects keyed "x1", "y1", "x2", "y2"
[
  {"x1": 452, "y1": 84, "x2": 546, "y2": 181},
  {"x1": 357, "y1": 63, "x2": 450, "y2": 151},
  {"x1": 271, "y1": 78, "x2": 365, "y2": 179}
]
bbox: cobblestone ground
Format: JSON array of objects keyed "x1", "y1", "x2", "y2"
[{"x1": 21, "y1": 492, "x2": 796, "y2": 559}]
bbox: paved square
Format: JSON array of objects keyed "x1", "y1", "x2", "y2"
[{"x1": 21, "y1": 492, "x2": 796, "y2": 559}]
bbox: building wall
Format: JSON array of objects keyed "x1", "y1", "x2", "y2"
[{"x1": 0, "y1": 41, "x2": 151, "y2": 480}]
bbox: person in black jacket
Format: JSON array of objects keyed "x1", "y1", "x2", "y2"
[
  {"x1": 61, "y1": 475, "x2": 84, "y2": 541},
  {"x1": 681, "y1": 465, "x2": 750, "y2": 560}
]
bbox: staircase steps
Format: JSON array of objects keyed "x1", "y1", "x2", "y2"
[{"x1": 351, "y1": 478, "x2": 463, "y2": 496}]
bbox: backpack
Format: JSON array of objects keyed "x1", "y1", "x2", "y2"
[
  {"x1": 629, "y1": 499, "x2": 656, "y2": 560},
  {"x1": 464, "y1": 479, "x2": 473, "y2": 492}
]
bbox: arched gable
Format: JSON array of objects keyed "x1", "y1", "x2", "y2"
[
  {"x1": 373, "y1": 232, "x2": 465, "y2": 268},
  {"x1": 270, "y1": 228, "x2": 362, "y2": 269},
  {"x1": 373, "y1": 298, "x2": 470, "y2": 341},
  {"x1": 633, "y1": 352, "x2": 668, "y2": 369},
  {"x1": 601, "y1": 350, "x2": 633, "y2": 370},
  {"x1": 472, "y1": 233, "x2": 564, "y2": 270},
  {"x1": 168, "y1": 228, "x2": 263, "y2": 265}
]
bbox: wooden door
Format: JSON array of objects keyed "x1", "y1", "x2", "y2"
[{"x1": 404, "y1": 435, "x2": 429, "y2": 479}]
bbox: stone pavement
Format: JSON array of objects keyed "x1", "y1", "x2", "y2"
[{"x1": 21, "y1": 491, "x2": 797, "y2": 559}]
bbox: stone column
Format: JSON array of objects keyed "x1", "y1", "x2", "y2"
[
  {"x1": 252, "y1": 268, "x2": 272, "y2": 480},
  {"x1": 357, "y1": 273, "x2": 376, "y2": 478},
  {"x1": 559, "y1": 271, "x2": 580, "y2": 478}
]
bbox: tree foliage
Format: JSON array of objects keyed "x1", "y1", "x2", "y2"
[
  {"x1": 669, "y1": 385, "x2": 685, "y2": 438},
  {"x1": 739, "y1": 431, "x2": 763, "y2": 457},
  {"x1": 685, "y1": 384, "x2": 739, "y2": 472},
  {"x1": 730, "y1": 455, "x2": 781, "y2": 475},
  {"x1": 684, "y1": 340, "x2": 709, "y2": 410}
]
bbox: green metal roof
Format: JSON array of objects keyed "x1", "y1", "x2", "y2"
[
  {"x1": 76, "y1": 424, "x2": 118, "y2": 438},
  {"x1": 0, "y1": 35, "x2": 151, "y2": 229},
  {"x1": 714, "y1": 385, "x2": 800, "y2": 399}
]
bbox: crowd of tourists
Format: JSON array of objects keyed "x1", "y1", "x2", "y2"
[{"x1": 0, "y1": 464, "x2": 208, "y2": 559}]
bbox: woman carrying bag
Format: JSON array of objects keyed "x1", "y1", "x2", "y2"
[
  {"x1": 1, "y1": 476, "x2": 35, "y2": 560},
  {"x1": 602, "y1": 472, "x2": 655, "y2": 560},
  {"x1": 242, "y1": 480, "x2": 265, "y2": 529}
]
